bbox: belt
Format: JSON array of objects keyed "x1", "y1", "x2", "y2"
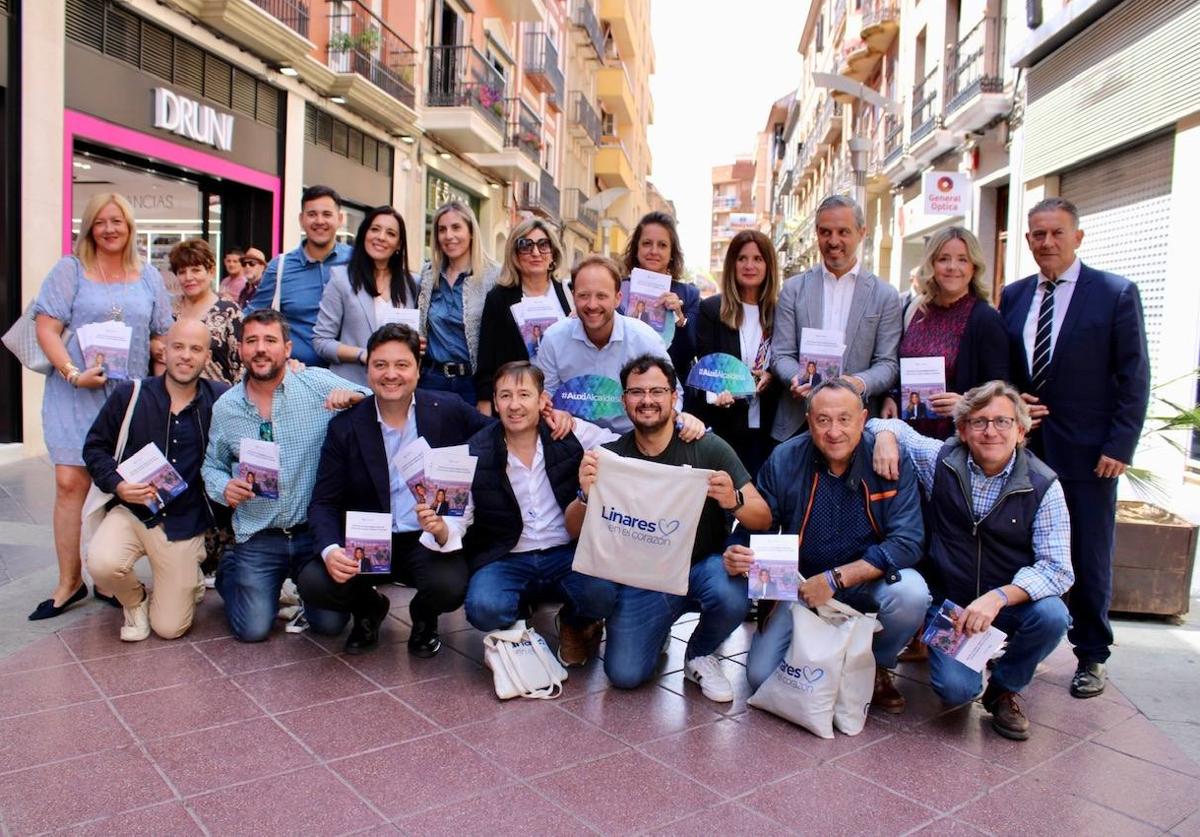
[
  {"x1": 422, "y1": 358, "x2": 472, "y2": 377},
  {"x1": 261, "y1": 523, "x2": 309, "y2": 538}
]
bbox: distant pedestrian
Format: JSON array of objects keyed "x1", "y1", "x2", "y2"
[{"x1": 236, "y1": 247, "x2": 268, "y2": 308}]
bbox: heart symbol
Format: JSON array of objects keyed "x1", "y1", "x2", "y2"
[
  {"x1": 800, "y1": 666, "x2": 824, "y2": 683},
  {"x1": 658, "y1": 519, "x2": 681, "y2": 536}
]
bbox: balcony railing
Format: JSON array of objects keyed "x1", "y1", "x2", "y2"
[
  {"x1": 862, "y1": 0, "x2": 898, "y2": 33},
  {"x1": 569, "y1": 91, "x2": 601, "y2": 146},
  {"x1": 713, "y1": 194, "x2": 739, "y2": 209},
  {"x1": 883, "y1": 112, "x2": 904, "y2": 164},
  {"x1": 252, "y1": 0, "x2": 310, "y2": 37},
  {"x1": 327, "y1": 0, "x2": 416, "y2": 107},
  {"x1": 562, "y1": 188, "x2": 599, "y2": 233},
  {"x1": 518, "y1": 168, "x2": 562, "y2": 219},
  {"x1": 570, "y1": 0, "x2": 605, "y2": 61},
  {"x1": 945, "y1": 16, "x2": 1006, "y2": 114},
  {"x1": 524, "y1": 28, "x2": 565, "y2": 106},
  {"x1": 506, "y1": 97, "x2": 543, "y2": 163},
  {"x1": 910, "y1": 66, "x2": 941, "y2": 143},
  {"x1": 427, "y1": 45, "x2": 507, "y2": 133}
]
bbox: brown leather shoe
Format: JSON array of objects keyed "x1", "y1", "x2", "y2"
[
  {"x1": 898, "y1": 636, "x2": 929, "y2": 663},
  {"x1": 872, "y1": 666, "x2": 906, "y2": 714},
  {"x1": 982, "y1": 682, "x2": 1031, "y2": 741},
  {"x1": 557, "y1": 618, "x2": 603, "y2": 667}
]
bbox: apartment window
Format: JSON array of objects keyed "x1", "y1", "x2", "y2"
[
  {"x1": 601, "y1": 110, "x2": 615, "y2": 136},
  {"x1": 815, "y1": 14, "x2": 824, "y2": 52}
]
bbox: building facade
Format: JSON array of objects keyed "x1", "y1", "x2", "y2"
[{"x1": 708, "y1": 159, "x2": 755, "y2": 274}]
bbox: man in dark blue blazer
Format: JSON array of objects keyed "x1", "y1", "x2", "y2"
[
  {"x1": 1000, "y1": 197, "x2": 1150, "y2": 699},
  {"x1": 300, "y1": 324, "x2": 492, "y2": 657}
]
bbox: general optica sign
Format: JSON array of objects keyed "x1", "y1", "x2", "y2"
[
  {"x1": 923, "y1": 170, "x2": 971, "y2": 217},
  {"x1": 152, "y1": 88, "x2": 235, "y2": 152}
]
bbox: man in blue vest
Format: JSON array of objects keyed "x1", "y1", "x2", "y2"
[{"x1": 869, "y1": 380, "x2": 1073, "y2": 741}]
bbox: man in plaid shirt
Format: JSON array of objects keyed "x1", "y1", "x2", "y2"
[{"x1": 869, "y1": 380, "x2": 1073, "y2": 742}]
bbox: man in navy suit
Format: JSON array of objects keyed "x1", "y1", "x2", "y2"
[{"x1": 1000, "y1": 197, "x2": 1150, "y2": 698}]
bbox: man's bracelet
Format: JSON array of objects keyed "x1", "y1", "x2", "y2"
[
  {"x1": 824, "y1": 570, "x2": 838, "y2": 593},
  {"x1": 576, "y1": 488, "x2": 588, "y2": 506},
  {"x1": 992, "y1": 587, "x2": 1009, "y2": 606}
]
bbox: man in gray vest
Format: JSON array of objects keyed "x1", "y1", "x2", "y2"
[
  {"x1": 869, "y1": 380, "x2": 1073, "y2": 741},
  {"x1": 771, "y1": 195, "x2": 901, "y2": 439}
]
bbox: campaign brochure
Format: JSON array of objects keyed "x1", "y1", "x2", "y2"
[
  {"x1": 688, "y1": 353, "x2": 757, "y2": 398},
  {"x1": 375, "y1": 306, "x2": 420, "y2": 331},
  {"x1": 627, "y1": 267, "x2": 672, "y2": 331},
  {"x1": 899, "y1": 356, "x2": 947, "y2": 421},
  {"x1": 395, "y1": 437, "x2": 433, "y2": 505},
  {"x1": 798, "y1": 328, "x2": 845, "y2": 382},
  {"x1": 747, "y1": 534, "x2": 801, "y2": 601},
  {"x1": 116, "y1": 442, "x2": 187, "y2": 514},
  {"x1": 921, "y1": 599, "x2": 1008, "y2": 672},
  {"x1": 552, "y1": 374, "x2": 626, "y2": 422},
  {"x1": 78, "y1": 321, "x2": 133, "y2": 380},
  {"x1": 345, "y1": 511, "x2": 393, "y2": 574},
  {"x1": 510, "y1": 295, "x2": 563, "y2": 360},
  {"x1": 237, "y1": 438, "x2": 281, "y2": 499},
  {"x1": 422, "y1": 447, "x2": 477, "y2": 517}
]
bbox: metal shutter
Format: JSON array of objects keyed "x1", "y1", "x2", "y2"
[{"x1": 1059, "y1": 133, "x2": 1173, "y2": 383}]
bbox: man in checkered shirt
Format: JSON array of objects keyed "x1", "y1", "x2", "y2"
[{"x1": 869, "y1": 380, "x2": 1073, "y2": 743}]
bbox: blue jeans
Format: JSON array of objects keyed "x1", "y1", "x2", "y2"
[
  {"x1": 928, "y1": 596, "x2": 1071, "y2": 705},
  {"x1": 464, "y1": 544, "x2": 618, "y2": 632},
  {"x1": 215, "y1": 529, "x2": 348, "y2": 642},
  {"x1": 604, "y1": 554, "x2": 748, "y2": 689},
  {"x1": 418, "y1": 367, "x2": 477, "y2": 404},
  {"x1": 746, "y1": 568, "x2": 930, "y2": 691}
]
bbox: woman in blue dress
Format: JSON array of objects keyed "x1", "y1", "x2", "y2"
[{"x1": 29, "y1": 192, "x2": 173, "y2": 620}]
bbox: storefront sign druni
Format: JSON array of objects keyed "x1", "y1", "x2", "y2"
[{"x1": 153, "y1": 88, "x2": 234, "y2": 152}]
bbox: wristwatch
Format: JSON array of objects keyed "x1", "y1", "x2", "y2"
[{"x1": 730, "y1": 488, "x2": 745, "y2": 512}]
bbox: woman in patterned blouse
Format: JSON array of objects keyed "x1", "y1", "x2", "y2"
[{"x1": 170, "y1": 239, "x2": 242, "y2": 385}]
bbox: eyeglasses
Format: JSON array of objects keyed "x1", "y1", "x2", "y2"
[
  {"x1": 624, "y1": 387, "x2": 673, "y2": 400},
  {"x1": 515, "y1": 237, "x2": 553, "y2": 255},
  {"x1": 965, "y1": 416, "x2": 1016, "y2": 431},
  {"x1": 259, "y1": 421, "x2": 274, "y2": 442}
]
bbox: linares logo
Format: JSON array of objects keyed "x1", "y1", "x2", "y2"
[
  {"x1": 600, "y1": 504, "x2": 680, "y2": 545},
  {"x1": 777, "y1": 660, "x2": 824, "y2": 693}
]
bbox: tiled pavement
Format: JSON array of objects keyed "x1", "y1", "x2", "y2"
[{"x1": 1, "y1": 588, "x2": 1199, "y2": 836}]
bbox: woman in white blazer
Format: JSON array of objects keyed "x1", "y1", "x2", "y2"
[{"x1": 313, "y1": 206, "x2": 418, "y2": 384}]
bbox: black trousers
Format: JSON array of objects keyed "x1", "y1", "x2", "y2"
[
  {"x1": 1061, "y1": 477, "x2": 1118, "y2": 665},
  {"x1": 297, "y1": 530, "x2": 469, "y2": 625}
]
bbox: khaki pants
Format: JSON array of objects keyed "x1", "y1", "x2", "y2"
[{"x1": 87, "y1": 506, "x2": 205, "y2": 639}]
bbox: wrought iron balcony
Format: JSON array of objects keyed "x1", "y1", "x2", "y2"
[
  {"x1": 562, "y1": 188, "x2": 599, "y2": 233},
  {"x1": 883, "y1": 112, "x2": 904, "y2": 165},
  {"x1": 326, "y1": 0, "x2": 416, "y2": 107},
  {"x1": 570, "y1": 0, "x2": 605, "y2": 62},
  {"x1": 517, "y1": 169, "x2": 562, "y2": 220},
  {"x1": 945, "y1": 15, "x2": 1006, "y2": 115},
  {"x1": 861, "y1": 0, "x2": 899, "y2": 50},
  {"x1": 252, "y1": 0, "x2": 309, "y2": 37},
  {"x1": 427, "y1": 45, "x2": 507, "y2": 134},
  {"x1": 569, "y1": 91, "x2": 601, "y2": 146},
  {"x1": 910, "y1": 66, "x2": 941, "y2": 144},
  {"x1": 506, "y1": 97, "x2": 543, "y2": 163},
  {"x1": 524, "y1": 27, "x2": 565, "y2": 106}
]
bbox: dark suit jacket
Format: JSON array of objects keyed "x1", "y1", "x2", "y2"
[
  {"x1": 693, "y1": 294, "x2": 781, "y2": 441},
  {"x1": 307, "y1": 390, "x2": 493, "y2": 554},
  {"x1": 999, "y1": 262, "x2": 1150, "y2": 481},
  {"x1": 474, "y1": 281, "x2": 572, "y2": 402}
]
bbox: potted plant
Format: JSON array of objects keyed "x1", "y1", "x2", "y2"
[
  {"x1": 1112, "y1": 369, "x2": 1200, "y2": 618},
  {"x1": 356, "y1": 26, "x2": 381, "y2": 52},
  {"x1": 328, "y1": 31, "x2": 354, "y2": 53}
]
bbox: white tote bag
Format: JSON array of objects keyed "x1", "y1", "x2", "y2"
[
  {"x1": 81, "y1": 379, "x2": 142, "y2": 559},
  {"x1": 747, "y1": 599, "x2": 877, "y2": 739},
  {"x1": 832, "y1": 601, "x2": 879, "y2": 736},
  {"x1": 483, "y1": 624, "x2": 568, "y2": 700},
  {"x1": 573, "y1": 448, "x2": 712, "y2": 596}
]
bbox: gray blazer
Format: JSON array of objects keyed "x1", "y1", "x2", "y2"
[
  {"x1": 417, "y1": 261, "x2": 500, "y2": 371},
  {"x1": 771, "y1": 264, "x2": 901, "y2": 440},
  {"x1": 312, "y1": 266, "x2": 419, "y2": 385}
]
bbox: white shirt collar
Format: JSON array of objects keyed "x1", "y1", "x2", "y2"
[
  {"x1": 821, "y1": 260, "x2": 861, "y2": 282},
  {"x1": 375, "y1": 395, "x2": 417, "y2": 429},
  {"x1": 573, "y1": 313, "x2": 626, "y2": 347},
  {"x1": 1038, "y1": 257, "x2": 1081, "y2": 287}
]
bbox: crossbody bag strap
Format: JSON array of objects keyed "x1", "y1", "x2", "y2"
[{"x1": 113, "y1": 378, "x2": 142, "y2": 463}]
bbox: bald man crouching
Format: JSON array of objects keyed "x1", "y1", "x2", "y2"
[{"x1": 82, "y1": 319, "x2": 230, "y2": 641}]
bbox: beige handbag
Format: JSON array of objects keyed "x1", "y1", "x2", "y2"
[{"x1": 573, "y1": 448, "x2": 712, "y2": 596}]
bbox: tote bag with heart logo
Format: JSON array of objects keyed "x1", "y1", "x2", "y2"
[{"x1": 573, "y1": 447, "x2": 712, "y2": 596}]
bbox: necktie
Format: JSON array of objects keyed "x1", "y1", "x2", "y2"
[{"x1": 1030, "y1": 280, "x2": 1057, "y2": 390}]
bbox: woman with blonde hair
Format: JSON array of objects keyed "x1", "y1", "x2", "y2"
[
  {"x1": 28, "y1": 192, "x2": 173, "y2": 620},
  {"x1": 883, "y1": 226, "x2": 1009, "y2": 440},
  {"x1": 694, "y1": 229, "x2": 782, "y2": 476},
  {"x1": 473, "y1": 217, "x2": 572, "y2": 412},
  {"x1": 417, "y1": 201, "x2": 500, "y2": 402}
]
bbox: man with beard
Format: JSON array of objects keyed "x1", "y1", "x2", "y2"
[
  {"x1": 247, "y1": 186, "x2": 350, "y2": 365},
  {"x1": 202, "y1": 309, "x2": 368, "y2": 642},
  {"x1": 568, "y1": 354, "x2": 772, "y2": 702},
  {"x1": 84, "y1": 319, "x2": 228, "y2": 641}
]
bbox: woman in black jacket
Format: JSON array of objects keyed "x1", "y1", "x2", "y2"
[
  {"x1": 694, "y1": 230, "x2": 782, "y2": 477},
  {"x1": 473, "y1": 218, "x2": 572, "y2": 412}
]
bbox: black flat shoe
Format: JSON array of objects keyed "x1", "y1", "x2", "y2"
[
  {"x1": 345, "y1": 591, "x2": 390, "y2": 656},
  {"x1": 407, "y1": 617, "x2": 442, "y2": 658},
  {"x1": 28, "y1": 583, "x2": 88, "y2": 621},
  {"x1": 93, "y1": 588, "x2": 122, "y2": 608},
  {"x1": 1070, "y1": 662, "x2": 1107, "y2": 698}
]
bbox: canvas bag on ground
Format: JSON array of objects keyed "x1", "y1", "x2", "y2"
[
  {"x1": 747, "y1": 599, "x2": 875, "y2": 739},
  {"x1": 573, "y1": 447, "x2": 712, "y2": 596},
  {"x1": 81, "y1": 379, "x2": 142, "y2": 560},
  {"x1": 832, "y1": 602, "x2": 879, "y2": 736},
  {"x1": 483, "y1": 624, "x2": 568, "y2": 700}
]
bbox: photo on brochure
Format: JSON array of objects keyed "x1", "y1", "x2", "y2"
[
  {"x1": 78, "y1": 321, "x2": 133, "y2": 381},
  {"x1": 921, "y1": 599, "x2": 1007, "y2": 672},
  {"x1": 798, "y1": 327, "x2": 845, "y2": 383},
  {"x1": 237, "y1": 438, "x2": 281, "y2": 499},
  {"x1": 899, "y1": 356, "x2": 947, "y2": 422},
  {"x1": 346, "y1": 511, "x2": 393, "y2": 575},
  {"x1": 116, "y1": 442, "x2": 188, "y2": 514},
  {"x1": 422, "y1": 446, "x2": 477, "y2": 518},
  {"x1": 626, "y1": 268, "x2": 672, "y2": 331},
  {"x1": 747, "y1": 535, "x2": 801, "y2": 601}
]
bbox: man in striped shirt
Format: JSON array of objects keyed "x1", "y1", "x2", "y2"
[{"x1": 869, "y1": 380, "x2": 1073, "y2": 742}]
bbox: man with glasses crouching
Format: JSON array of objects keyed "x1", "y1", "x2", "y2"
[{"x1": 868, "y1": 380, "x2": 1073, "y2": 740}]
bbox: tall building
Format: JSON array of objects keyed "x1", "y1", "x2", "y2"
[{"x1": 709, "y1": 159, "x2": 755, "y2": 273}]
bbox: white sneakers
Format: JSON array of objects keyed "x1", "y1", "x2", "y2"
[
  {"x1": 684, "y1": 654, "x2": 734, "y2": 703},
  {"x1": 120, "y1": 593, "x2": 150, "y2": 642}
]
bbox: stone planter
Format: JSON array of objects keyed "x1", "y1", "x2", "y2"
[{"x1": 1111, "y1": 501, "x2": 1198, "y2": 617}]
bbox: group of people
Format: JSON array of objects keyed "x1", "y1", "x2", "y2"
[{"x1": 24, "y1": 184, "x2": 1148, "y2": 745}]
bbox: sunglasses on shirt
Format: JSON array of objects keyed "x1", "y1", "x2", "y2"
[{"x1": 515, "y1": 237, "x2": 553, "y2": 255}]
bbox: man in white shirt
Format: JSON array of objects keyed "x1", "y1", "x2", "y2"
[{"x1": 770, "y1": 195, "x2": 901, "y2": 439}]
